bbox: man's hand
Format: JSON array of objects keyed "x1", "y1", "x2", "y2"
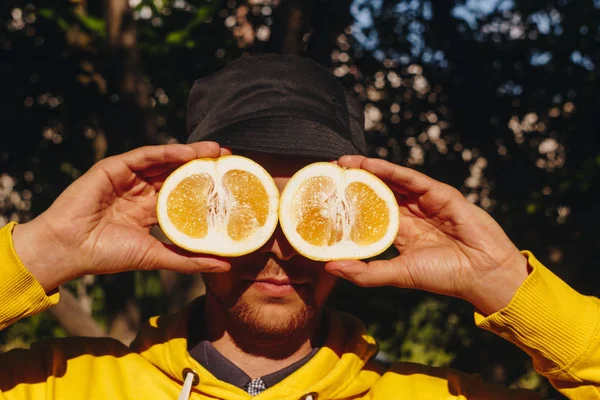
[
  {"x1": 325, "y1": 156, "x2": 529, "y2": 316},
  {"x1": 12, "y1": 142, "x2": 232, "y2": 292}
]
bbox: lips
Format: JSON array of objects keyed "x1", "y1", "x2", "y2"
[
  {"x1": 255, "y1": 277, "x2": 299, "y2": 285},
  {"x1": 247, "y1": 277, "x2": 309, "y2": 297}
]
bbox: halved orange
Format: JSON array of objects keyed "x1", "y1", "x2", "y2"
[
  {"x1": 279, "y1": 162, "x2": 399, "y2": 261},
  {"x1": 156, "y1": 155, "x2": 279, "y2": 256}
]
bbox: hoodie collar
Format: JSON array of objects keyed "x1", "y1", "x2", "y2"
[{"x1": 130, "y1": 297, "x2": 380, "y2": 399}]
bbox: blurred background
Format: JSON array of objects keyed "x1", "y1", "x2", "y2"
[{"x1": 1, "y1": 0, "x2": 599, "y2": 398}]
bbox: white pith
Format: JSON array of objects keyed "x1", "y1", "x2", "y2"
[
  {"x1": 157, "y1": 156, "x2": 279, "y2": 255},
  {"x1": 279, "y1": 162, "x2": 400, "y2": 261}
]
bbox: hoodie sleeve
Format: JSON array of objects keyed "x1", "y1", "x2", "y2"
[
  {"x1": 475, "y1": 251, "x2": 600, "y2": 399},
  {"x1": 0, "y1": 222, "x2": 59, "y2": 331}
]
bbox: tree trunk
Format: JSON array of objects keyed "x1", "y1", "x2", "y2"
[{"x1": 103, "y1": 0, "x2": 157, "y2": 153}]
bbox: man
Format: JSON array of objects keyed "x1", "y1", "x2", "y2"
[{"x1": 1, "y1": 54, "x2": 598, "y2": 400}]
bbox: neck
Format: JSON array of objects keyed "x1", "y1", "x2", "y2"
[{"x1": 203, "y1": 294, "x2": 322, "y2": 379}]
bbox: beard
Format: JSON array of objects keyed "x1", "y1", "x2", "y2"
[
  {"x1": 202, "y1": 258, "x2": 322, "y2": 340},
  {"x1": 224, "y1": 294, "x2": 314, "y2": 339}
]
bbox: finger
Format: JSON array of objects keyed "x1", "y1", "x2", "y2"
[
  {"x1": 121, "y1": 142, "x2": 221, "y2": 171},
  {"x1": 139, "y1": 163, "x2": 181, "y2": 179},
  {"x1": 388, "y1": 182, "x2": 410, "y2": 196},
  {"x1": 338, "y1": 156, "x2": 436, "y2": 194},
  {"x1": 187, "y1": 141, "x2": 224, "y2": 158},
  {"x1": 147, "y1": 170, "x2": 174, "y2": 191},
  {"x1": 151, "y1": 242, "x2": 232, "y2": 274},
  {"x1": 337, "y1": 156, "x2": 409, "y2": 196},
  {"x1": 220, "y1": 147, "x2": 233, "y2": 156},
  {"x1": 142, "y1": 142, "x2": 227, "y2": 182},
  {"x1": 325, "y1": 258, "x2": 416, "y2": 289},
  {"x1": 336, "y1": 155, "x2": 367, "y2": 168},
  {"x1": 342, "y1": 157, "x2": 469, "y2": 217}
]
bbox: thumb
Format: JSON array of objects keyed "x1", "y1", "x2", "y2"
[
  {"x1": 325, "y1": 258, "x2": 416, "y2": 288},
  {"x1": 150, "y1": 242, "x2": 232, "y2": 274}
]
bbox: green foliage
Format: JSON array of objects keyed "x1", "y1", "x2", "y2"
[
  {"x1": 0, "y1": 312, "x2": 66, "y2": 352},
  {"x1": 74, "y1": 12, "x2": 106, "y2": 36},
  {"x1": 38, "y1": 8, "x2": 69, "y2": 32},
  {"x1": 367, "y1": 297, "x2": 462, "y2": 367},
  {"x1": 135, "y1": 271, "x2": 164, "y2": 299},
  {"x1": 398, "y1": 298, "x2": 464, "y2": 366},
  {"x1": 166, "y1": 4, "x2": 221, "y2": 45}
]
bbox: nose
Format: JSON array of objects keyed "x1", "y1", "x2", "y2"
[{"x1": 259, "y1": 223, "x2": 298, "y2": 260}]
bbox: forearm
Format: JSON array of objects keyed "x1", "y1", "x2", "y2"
[
  {"x1": 0, "y1": 222, "x2": 59, "y2": 330},
  {"x1": 476, "y1": 252, "x2": 600, "y2": 398}
]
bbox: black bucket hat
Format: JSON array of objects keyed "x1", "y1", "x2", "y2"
[{"x1": 186, "y1": 54, "x2": 367, "y2": 160}]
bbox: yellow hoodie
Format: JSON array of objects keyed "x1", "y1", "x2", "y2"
[{"x1": 1, "y1": 222, "x2": 599, "y2": 399}]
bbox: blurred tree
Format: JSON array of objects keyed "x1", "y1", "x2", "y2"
[{"x1": 2, "y1": 0, "x2": 599, "y2": 398}]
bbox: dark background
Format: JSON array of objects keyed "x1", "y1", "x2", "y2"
[{"x1": 2, "y1": 1, "x2": 599, "y2": 398}]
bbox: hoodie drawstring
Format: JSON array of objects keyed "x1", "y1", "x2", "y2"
[{"x1": 178, "y1": 368, "x2": 199, "y2": 400}]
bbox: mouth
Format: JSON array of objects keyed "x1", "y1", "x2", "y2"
[{"x1": 246, "y1": 277, "x2": 310, "y2": 297}]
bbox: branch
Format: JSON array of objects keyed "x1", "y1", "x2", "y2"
[
  {"x1": 107, "y1": 298, "x2": 140, "y2": 345},
  {"x1": 281, "y1": 0, "x2": 306, "y2": 54},
  {"x1": 48, "y1": 287, "x2": 107, "y2": 338},
  {"x1": 104, "y1": 0, "x2": 129, "y2": 49}
]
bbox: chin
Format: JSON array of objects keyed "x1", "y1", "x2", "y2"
[{"x1": 229, "y1": 295, "x2": 315, "y2": 339}]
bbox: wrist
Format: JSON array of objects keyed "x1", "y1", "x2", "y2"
[
  {"x1": 12, "y1": 216, "x2": 75, "y2": 292},
  {"x1": 469, "y1": 250, "x2": 530, "y2": 316}
]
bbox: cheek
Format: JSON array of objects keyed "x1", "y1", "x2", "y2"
[
  {"x1": 202, "y1": 271, "x2": 237, "y2": 297},
  {"x1": 313, "y1": 272, "x2": 338, "y2": 306},
  {"x1": 203, "y1": 260, "x2": 256, "y2": 302}
]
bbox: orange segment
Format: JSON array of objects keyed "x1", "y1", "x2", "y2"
[
  {"x1": 296, "y1": 209, "x2": 331, "y2": 246},
  {"x1": 292, "y1": 176, "x2": 343, "y2": 246},
  {"x1": 222, "y1": 169, "x2": 269, "y2": 241},
  {"x1": 167, "y1": 173, "x2": 213, "y2": 238},
  {"x1": 346, "y1": 182, "x2": 390, "y2": 245}
]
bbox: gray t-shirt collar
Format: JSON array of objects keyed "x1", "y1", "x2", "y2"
[{"x1": 189, "y1": 340, "x2": 319, "y2": 389}]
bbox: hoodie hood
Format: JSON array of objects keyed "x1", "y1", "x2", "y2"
[{"x1": 130, "y1": 297, "x2": 381, "y2": 399}]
